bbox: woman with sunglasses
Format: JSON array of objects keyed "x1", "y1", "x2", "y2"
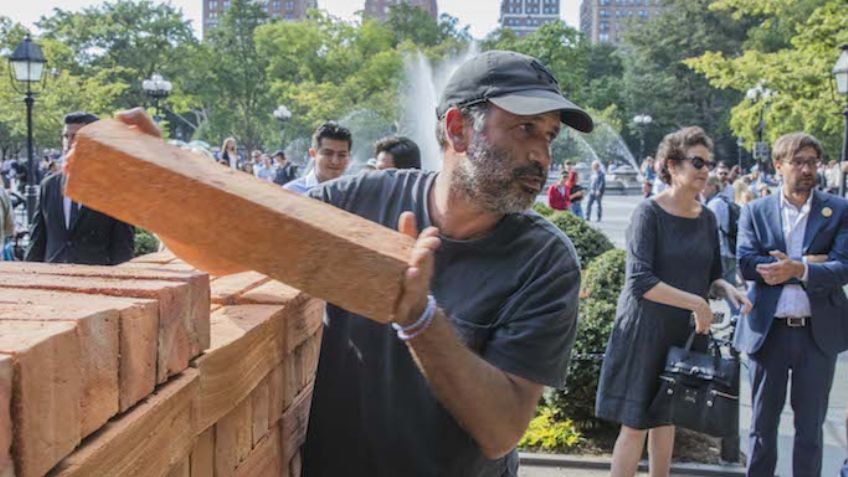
[{"x1": 596, "y1": 126, "x2": 751, "y2": 477}]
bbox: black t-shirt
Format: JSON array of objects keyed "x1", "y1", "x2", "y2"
[{"x1": 303, "y1": 169, "x2": 580, "y2": 477}]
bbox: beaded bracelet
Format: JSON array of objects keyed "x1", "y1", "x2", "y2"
[{"x1": 391, "y1": 295, "x2": 437, "y2": 341}]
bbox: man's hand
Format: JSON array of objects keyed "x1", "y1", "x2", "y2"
[
  {"x1": 393, "y1": 212, "x2": 441, "y2": 327},
  {"x1": 756, "y1": 250, "x2": 806, "y2": 285},
  {"x1": 116, "y1": 108, "x2": 162, "y2": 138}
]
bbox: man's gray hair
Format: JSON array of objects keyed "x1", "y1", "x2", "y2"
[{"x1": 435, "y1": 103, "x2": 490, "y2": 150}]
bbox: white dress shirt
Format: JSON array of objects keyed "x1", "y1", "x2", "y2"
[
  {"x1": 63, "y1": 195, "x2": 73, "y2": 230},
  {"x1": 774, "y1": 192, "x2": 812, "y2": 318}
]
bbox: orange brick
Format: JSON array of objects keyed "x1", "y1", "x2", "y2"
[
  {"x1": 0, "y1": 262, "x2": 212, "y2": 361},
  {"x1": 50, "y1": 370, "x2": 198, "y2": 477},
  {"x1": 210, "y1": 272, "x2": 269, "y2": 305},
  {"x1": 289, "y1": 450, "x2": 302, "y2": 477},
  {"x1": 0, "y1": 321, "x2": 81, "y2": 477},
  {"x1": 129, "y1": 250, "x2": 176, "y2": 264},
  {"x1": 189, "y1": 427, "x2": 214, "y2": 477},
  {"x1": 65, "y1": 118, "x2": 413, "y2": 322},
  {"x1": 215, "y1": 397, "x2": 252, "y2": 477},
  {"x1": 195, "y1": 306, "x2": 287, "y2": 431},
  {"x1": 165, "y1": 458, "x2": 189, "y2": 477},
  {"x1": 280, "y1": 382, "x2": 313, "y2": 465},
  {"x1": 0, "y1": 303, "x2": 119, "y2": 438},
  {"x1": 233, "y1": 427, "x2": 283, "y2": 477},
  {"x1": 236, "y1": 280, "x2": 301, "y2": 306},
  {"x1": 0, "y1": 355, "x2": 11, "y2": 477},
  {"x1": 0, "y1": 272, "x2": 207, "y2": 383},
  {"x1": 267, "y1": 364, "x2": 285, "y2": 426},
  {"x1": 0, "y1": 288, "x2": 158, "y2": 412},
  {"x1": 251, "y1": 376, "x2": 270, "y2": 447}
]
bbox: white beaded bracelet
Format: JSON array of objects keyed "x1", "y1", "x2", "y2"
[{"x1": 391, "y1": 295, "x2": 437, "y2": 341}]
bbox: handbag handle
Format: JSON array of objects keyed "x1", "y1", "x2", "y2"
[{"x1": 683, "y1": 330, "x2": 723, "y2": 371}]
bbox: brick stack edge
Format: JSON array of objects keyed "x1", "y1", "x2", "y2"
[{"x1": 0, "y1": 250, "x2": 323, "y2": 477}]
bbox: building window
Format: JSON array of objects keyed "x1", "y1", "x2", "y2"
[
  {"x1": 600, "y1": 9, "x2": 608, "y2": 17},
  {"x1": 599, "y1": 33, "x2": 609, "y2": 42},
  {"x1": 286, "y1": 0, "x2": 294, "y2": 10},
  {"x1": 222, "y1": 0, "x2": 230, "y2": 8},
  {"x1": 208, "y1": 0, "x2": 218, "y2": 9}
]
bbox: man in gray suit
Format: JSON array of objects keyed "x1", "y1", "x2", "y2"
[{"x1": 736, "y1": 132, "x2": 848, "y2": 477}]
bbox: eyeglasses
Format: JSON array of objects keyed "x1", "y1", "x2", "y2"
[
  {"x1": 685, "y1": 156, "x2": 715, "y2": 171},
  {"x1": 784, "y1": 158, "x2": 820, "y2": 169}
]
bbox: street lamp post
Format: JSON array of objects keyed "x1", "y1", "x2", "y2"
[
  {"x1": 632, "y1": 114, "x2": 652, "y2": 161},
  {"x1": 832, "y1": 44, "x2": 848, "y2": 197},
  {"x1": 142, "y1": 73, "x2": 172, "y2": 124},
  {"x1": 273, "y1": 105, "x2": 291, "y2": 148},
  {"x1": 7, "y1": 34, "x2": 47, "y2": 223},
  {"x1": 746, "y1": 84, "x2": 774, "y2": 174}
]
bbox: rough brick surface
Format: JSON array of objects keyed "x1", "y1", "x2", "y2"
[
  {"x1": 237, "y1": 280, "x2": 301, "y2": 306},
  {"x1": 189, "y1": 427, "x2": 214, "y2": 477},
  {"x1": 65, "y1": 118, "x2": 413, "y2": 322},
  {"x1": 0, "y1": 321, "x2": 81, "y2": 477},
  {"x1": 0, "y1": 355, "x2": 11, "y2": 477},
  {"x1": 233, "y1": 427, "x2": 283, "y2": 477},
  {"x1": 49, "y1": 370, "x2": 198, "y2": 477},
  {"x1": 210, "y1": 272, "x2": 269, "y2": 305},
  {"x1": 195, "y1": 305, "x2": 287, "y2": 431},
  {"x1": 128, "y1": 250, "x2": 176, "y2": 264},
  {"x1": 0, "y1": 288, "x2": 158, "y2": 412},
  {"x1": 0, "y1": 304, "x2": 119, "y2": 438},
  {"x1": 214, "y1": 397, "x2": 252, "y2": 477},
  {"x1": 0, "y1": 272, "x2": 207, "y2": 383}
]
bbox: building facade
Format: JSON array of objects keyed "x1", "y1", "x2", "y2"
[
  {"x1": 499, "y1": 0, "x2": 561, "y2": 38},
  {"x1": 363, "y1": 0, "x2": 439, "y2": 21},
  {"x1": 579, "y1": 0, "x2": 664, "y2": 44},
  {"x1": 202, "y1": 0, "x2": 317, "y2": 37}
]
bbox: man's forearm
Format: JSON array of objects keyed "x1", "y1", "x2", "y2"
[{"x1": 404, "y1": 309, "x2": 542, "y2": 459}]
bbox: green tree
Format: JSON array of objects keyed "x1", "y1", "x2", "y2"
[
  {"x1": 685, "y1": 0, "x2": 848, "y2": 154},
  {"x1": 619, "y1": 0, "x2": 752, "y2": 161}
]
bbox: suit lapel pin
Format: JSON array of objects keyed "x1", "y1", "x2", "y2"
[{"x1": 822, "y1": 206, "x2": 833, "y2": 218}]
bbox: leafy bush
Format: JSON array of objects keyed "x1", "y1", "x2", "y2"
[
  {"x1": 580, "y1": 248, "x2": 626, "y2": 303},
  {"x1": 545, "y1": 299, "x2": 617, "y2": 429},
  {"x1": 133, "y1": 229, "x2": 160, "y2": 257},
  {"x1": 548, "y1": 211, "x2": 614, "y2": 267},
  {"x1": 531, "y1": 201, "x2": 554, "y2": 217},
  {"x1": 519, "y1": 406, "x2": 583, "y2": 451}
]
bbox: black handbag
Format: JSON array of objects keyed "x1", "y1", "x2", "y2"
[{"x1": 649, "y1": 331, "x2": 739, "y2": 437}]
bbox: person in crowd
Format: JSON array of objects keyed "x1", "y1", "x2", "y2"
[
  {"x1": 25, "y1": 112, "x2": 134, "y2": 265},
  {"x1": 739, "y1": 190, "x2": 756, "y2": 205},
  {"x1": 715, "y1": 162, "x2": 735, "y2": 201},
  {"x1": 729, "y1": 164, "x2": 741, "y2": 184},
  {"x1": 757, "y1": 182, "x2": 771, "y2": 198},
  {"x1": 652, "y1": 157, "x2": 668, "y2": 196},
  {"x1": 253, "y1": 153, "x2": 275, "y2": 182},
  {"x1": 218, "y1": 137, "x2": 242, "y2": 169},
  {"x1": 284, "y1": 122, "x2": 351, "y2": 195},
  {"x1": 364, "y1": 158, "x2": 378, "y2": 171},
  {"x1": 596, "y1": 126, "x2": 750, "y2": 477},
  {"x1": 735, "y1": 132, "x2": 848, "y2": 477},
  {"x1": 374, "y1": 136, "x2": 422, "y2": 170},
  {"x1": 0, "y1": 186, "x2": 13, "y2": 259},
  {"x1": 586, "y1": 160, "x2": 605, "y2": 222},
  {"x1": 641, "y1": 157, "x2": 655, "y2": 198},
  {"x1": 733, "y1": 178, "x2": 750, "y2": 205},
  {"x1": 272, "y1": 150, "x2": 297, "y2": 186},
  {"x1": 567, "y1": 170, "x2": 585, "y2": 219},
  {"x1": 705, "y1": 176, "x2": 741, "y2": 315},
  {"x1": 0, "y1": 158, "x2": 12, "y2": 189},
  {"x1": 547, "y1": 170, "x2": 571, "y2": 211}
]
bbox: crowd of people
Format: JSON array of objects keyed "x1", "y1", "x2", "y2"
[{"x1": 0, "y1": 48, "x2": 846, "y2": 477}]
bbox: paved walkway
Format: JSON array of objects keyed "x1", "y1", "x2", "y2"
[{"x1": 573, "y1": 194, "x2": 848, "y2": 476}]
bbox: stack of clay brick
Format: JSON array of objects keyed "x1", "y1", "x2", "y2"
[{"x1": 0, "y1": 249, "x2": 323, "y2": 477}]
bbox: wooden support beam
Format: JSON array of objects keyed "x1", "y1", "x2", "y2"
[{"x1": 65, "y1": 119, "x2": 413, "y2": 322}]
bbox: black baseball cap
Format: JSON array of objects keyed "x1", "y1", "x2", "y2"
[{"x1": 436, "y1": 50, "x2": 594, "y2": 133}]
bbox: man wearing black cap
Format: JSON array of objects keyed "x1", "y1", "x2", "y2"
[{"x1": 302, "y1": 51, "x2": 593, "y2": 476}]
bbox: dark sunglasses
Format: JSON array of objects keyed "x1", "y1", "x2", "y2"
[{"x1": 685, "y1": 156, "x2": 715, "y2": 171}]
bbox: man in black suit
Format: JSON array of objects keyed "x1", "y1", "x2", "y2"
[{"x1": 25, "y1": 112, "x2": 134, "y2": 265}]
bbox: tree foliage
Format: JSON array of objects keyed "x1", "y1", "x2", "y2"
[{"x1": 685, "y1": 0, "x2": 848, "y2": 154}]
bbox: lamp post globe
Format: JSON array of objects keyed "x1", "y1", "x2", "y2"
[
  {"x1": 632, "y1": 114, "x2": 652, "y2": 161},
  {"x1": 142, "y1": 73, "x2": 172, "y2": 124},
  {"x1": 273, "y1": 105, "x2": 291, "y2": 148},
  {"x1": 7, "y1": 33, "x2": 47, "y2": 223}
]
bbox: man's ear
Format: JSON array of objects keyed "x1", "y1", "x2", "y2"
[
  {"x1": 308, "y1": 148, "x2": 317, "y2": 160},
  {"x1": 445, "y1": 107, "x2": 470, "y2": 153}
]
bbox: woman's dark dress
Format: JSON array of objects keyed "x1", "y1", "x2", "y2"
[{"x1": 595, "y1": 199, "x2": 722, "y2": 429}]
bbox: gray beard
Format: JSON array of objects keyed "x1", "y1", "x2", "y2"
[{"x1": 450, "y1": 132, "x2": 546, "y2": 215}]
